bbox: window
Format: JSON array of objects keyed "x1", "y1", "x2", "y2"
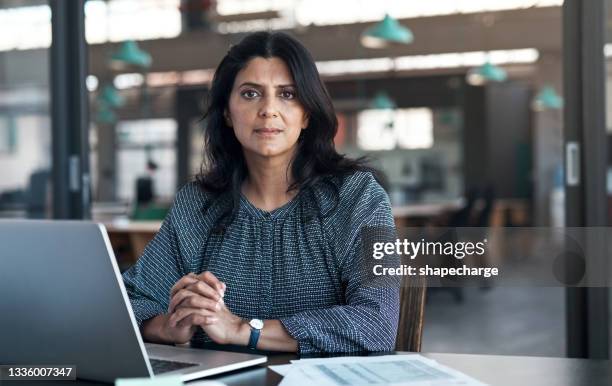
[
  {"x1": 357, "y1": 108, "x2": 434, "y2": 151},
  {"x1": 115, "y1": 119, "x2": 176, "y2": 201}
]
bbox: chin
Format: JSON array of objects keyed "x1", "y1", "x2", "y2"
[
  {"x1": 248, "y1": 144, "x2": 294, "y2": 158},
  {"x1": 241, "y1": 139, "x2": 299, "y2": 159},
  {"x1": 256, "y1": 148, "x2": 284, "y2": 157}
]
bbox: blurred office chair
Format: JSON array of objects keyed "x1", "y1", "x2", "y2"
[
  {"x1": 428, "y1": 185, "x2": 496, "y2": 303},
  {"x1": 26, "y1": 169, "x2": 50, "y2": 219},
  {"x1": 135, "y1": 176, "x2": 154, "y2": 205},
  {"x1": 395, "y1": 276, "x2": 427, "y2": 352},
  {"x1": 447, "y1": 188, "x2": 477, "y2": 227},
  {"x1": 131, "y1": 161, "x2": 169, "y2": 220},
  {"x1": 472, "y1": 185, "x2": 495, "y2": 228}
]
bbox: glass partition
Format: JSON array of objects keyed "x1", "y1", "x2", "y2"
[{"x1": 0, "y1": 1, "x2": 52, "y2": 219}]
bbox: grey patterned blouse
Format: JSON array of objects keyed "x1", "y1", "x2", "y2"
[{"x1": 122, "y1": 171, "x2": 400, "y2": 354}]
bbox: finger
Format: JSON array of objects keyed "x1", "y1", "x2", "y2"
[
  {"x1": 171, "y1": 274, "x2": 198, "y2": 296},
  {"x1": 198, "y1": 271, "x2": 223, "y2": 292},
  {"x1": 168, "y1": 289, "x2": 198, "y2": 314},
  {"x1": 177, "y1": 314, "x2": 218, "y2": 329},
  {"x1": 197, "y1": 315, "x2": 219, "y2": 325},
  {"x1": 177, "y1": 294, "x2": 221, "y2": 312},
  {"x1": 170, "y1": 307, "x2": 216, "y2": 327},
  {"x1": 198, "y1": 271, "x2": 224, "y2": 296},
  {"x1": 170, "y1": 275, "x2": 200, "y2": 299},
  {"x1": 186, "y1": 280, "x2": 222, "y2": 302},
  {"x1": 170, "y1": 307, "x2": 201, "y2": 327}
]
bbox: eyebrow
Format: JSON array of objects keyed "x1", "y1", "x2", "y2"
[{"x1": 238, "y1": 82, "x2": 295, "y2": 88}]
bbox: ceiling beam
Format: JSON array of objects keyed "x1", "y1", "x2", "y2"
[{"x1": 87, "y1": 6, "x2": 562, "y2": 77}]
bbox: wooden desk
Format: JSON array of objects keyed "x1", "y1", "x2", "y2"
[
  {"x1": 104, "y1": 221, "x2": 161, "y2": 266},
  {"x1": 392, "y1": 200, "x2": 463, "y2": 227},
  {"x1": 7, "y1": 352, "x2": 610, "y2": 385}
]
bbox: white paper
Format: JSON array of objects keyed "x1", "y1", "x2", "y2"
[
  {"x1": 116, "y1": 376, "x2": 226, "y2": 386},
  {"x1": 186, "y1": 381, "x2": 227, "y2": 386},
  {"x1": 116, "y1": 375, "x2": 183, "y2": 386},
  {"x1": 268, "y1": 364, "x2": 294, "y2": 376},
  {"x1": 276, "y1": 355, "x2": 488, "y2": 386}
]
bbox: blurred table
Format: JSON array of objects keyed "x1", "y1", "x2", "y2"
[
  {"x1": 104, "y1": 221, "x2": 161, "y2": 266},
  {"x1": 392, "y1": 200, "x2": 463, "y2": 227}
]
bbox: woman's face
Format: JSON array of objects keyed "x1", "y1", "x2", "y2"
[{"x1": 225, "y1": 56, "x2": 309, "y2": 160}]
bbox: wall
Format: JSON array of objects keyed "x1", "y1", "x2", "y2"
[{"x1": 0, "y1": 114, "x2": 51, "y2": 192}]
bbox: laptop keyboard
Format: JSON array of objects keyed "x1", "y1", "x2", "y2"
[{"x1": 150, "y1": 358, "x2": 199, "y2": 374}]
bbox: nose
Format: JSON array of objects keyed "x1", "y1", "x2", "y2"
[{"x1": 258, "y1": 94, "x2": 279, "y2": 118}]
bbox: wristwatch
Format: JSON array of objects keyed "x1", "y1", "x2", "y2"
[{"x1": 247, "y1": 319, "x2": 264, "y2": 350}]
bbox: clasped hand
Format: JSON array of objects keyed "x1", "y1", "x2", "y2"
[{"x1": 163, "y1": 271, "x2": 245, "y2": 345}]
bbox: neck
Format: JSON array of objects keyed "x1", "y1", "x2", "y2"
[{"x1": 242, "y1": 152, "x2": 297, "y2": 212}]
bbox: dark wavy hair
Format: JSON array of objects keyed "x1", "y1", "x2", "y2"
[{"x1": 197, "y1": 31, "x2": 382, "y2": 231}]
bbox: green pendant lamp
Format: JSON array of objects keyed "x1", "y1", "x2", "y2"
[
  {"x1": 110, "y1": 40, "x2": 152, "y2": 70},
  {"x1": 98, "y1": 84, "x2": 125, "y2": 108},
  {"x1": 95, "y1": 105, "x2": 117, "y2": 125},
  {"x1": 369, "y1": 91, "x2": 397, "y2": 110},
  {"x1": 532, "y1": 85, "x2": 563, "y2": 111},
  {"x1": 466, "y1": 61, "x2": 507, "y2": 86},
  {"x1": 361, "y1": 14, "x2": 414, "y2": 49}
]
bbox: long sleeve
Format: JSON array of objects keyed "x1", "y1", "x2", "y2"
[
  {"x1": 122, "y1": 209, "x2": 185, "y2": 326},
  {"x1": 279, "y1": 182, "x2": 400, "y2": 354}
]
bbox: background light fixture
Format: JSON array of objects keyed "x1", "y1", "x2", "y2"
[
  {"x1": 110, "y1": 40, "x2": 152, "y2": 70},
  {"x1": 369, "y1": 91, "x2": 397, "y2": 110},
  {"x1": 98, "y1": 84, "x2": 125, "y2": 108},
  {"x1": 532, "y1": 85, "x2": 563, "y2": 111},
  {"x1": 466, "y1": 60, "x2": 508, "y2": 86},
  {"x1": 95, "y1": 105, "x2": 117, "y2": 125},
  {"x1": 361, "y1": 14, "x2": 413, "y2": 49}
]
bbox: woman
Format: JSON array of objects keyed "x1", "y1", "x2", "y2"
[{"x1": 123, "y1": 31, "x2": 399, "y2": 354}]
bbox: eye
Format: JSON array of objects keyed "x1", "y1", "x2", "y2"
[
  {"x1": 280, "y1": 90, "x2": 296, "y2": 100},
  {"x1": 241, "y1": 89, "x2": 260, "y2": 99}
]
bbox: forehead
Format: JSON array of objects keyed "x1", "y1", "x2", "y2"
[{"x1": 234, "y1": 57, "x2": 294, "y2": 86}]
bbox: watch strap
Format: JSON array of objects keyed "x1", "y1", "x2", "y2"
[{"x1": 247, "y1": 324, "x2": 261, "y2": 350}]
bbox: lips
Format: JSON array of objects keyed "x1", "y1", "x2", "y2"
[{"x1": 254, "y1": 127, "x2": 283, "y2": 134}]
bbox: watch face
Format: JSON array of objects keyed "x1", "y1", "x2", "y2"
[{"x1": 250, "y1": 319, "x2": 264, "y2": 330}]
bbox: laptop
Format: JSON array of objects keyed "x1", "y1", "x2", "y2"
[{"x1": 0, "y1": 220, "x2": 267, "y2": 383}]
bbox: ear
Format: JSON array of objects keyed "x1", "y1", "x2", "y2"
[
  {"x1": 223, "y1": 109, "x2": 233, "y2": 127},
  {"x1": 301, "y1": 113, "x2": 309, "y2": 130}
]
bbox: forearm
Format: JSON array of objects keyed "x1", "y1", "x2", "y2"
[
  {"x1": 279, "y1": 289, "x2": 400, "y2": 353},
  {"x1": 231, "y1": 319, "x2": 298, "y2": 352},
  {"x1": 142, "y1": 314, "x2": 173, "y2": 344}
]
